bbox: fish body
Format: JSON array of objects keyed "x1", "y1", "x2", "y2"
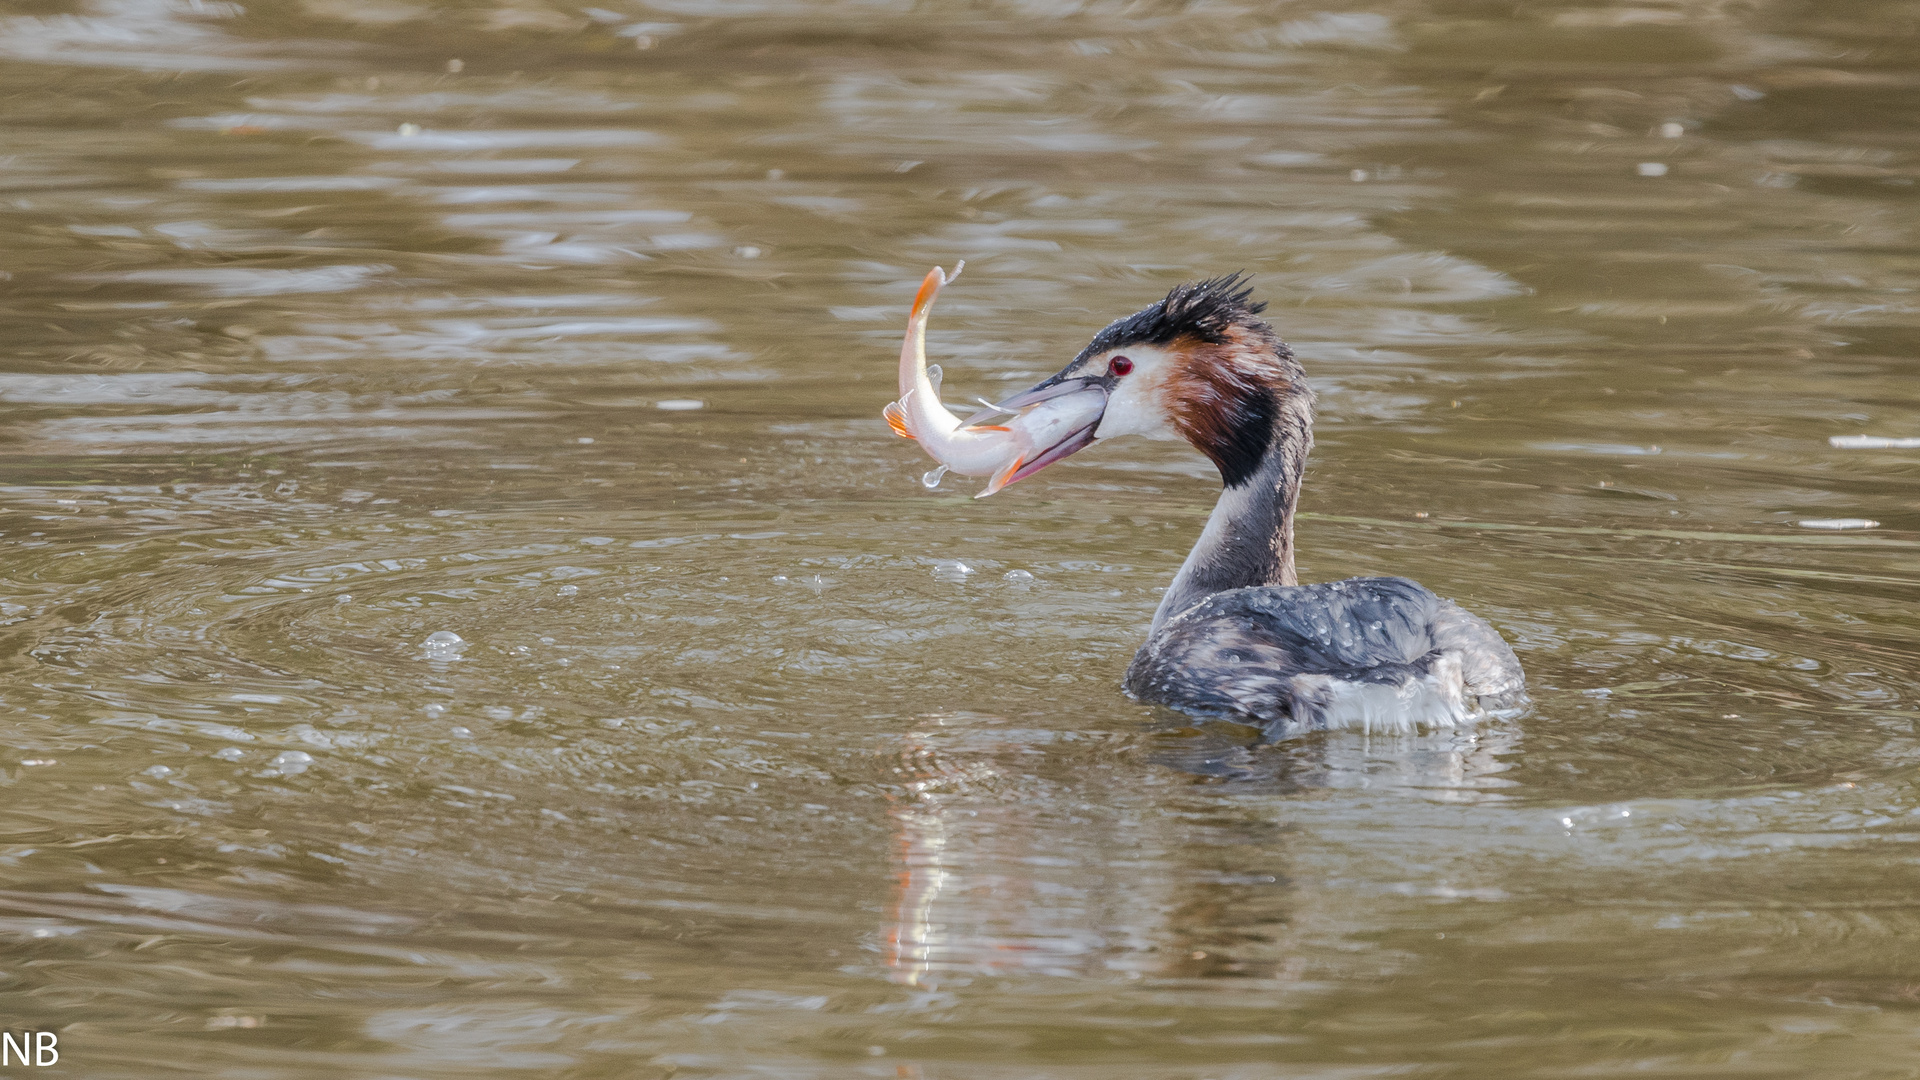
[{"x1": 883, "y1": 265, "x2": 1105, "y2": 497}]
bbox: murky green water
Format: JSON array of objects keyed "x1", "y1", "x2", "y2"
[{"x1": 2, "y1": 0, "x2": 1919, "y2": 1075}]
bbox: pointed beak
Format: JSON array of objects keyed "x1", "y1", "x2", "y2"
[
  {"x1": 987, "y1": 375, "x2": 1106, "y2": 412},
  {"x1": 1000, "y1": 415, "x2": 1100, "y2": 486},
  {"x1": 969, "y1": 374, "x2": 1110, "y2": 494}
]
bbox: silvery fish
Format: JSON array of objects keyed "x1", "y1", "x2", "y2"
[{"x1": 882, "y1": 264, "x2": 1106, "y2": 497}]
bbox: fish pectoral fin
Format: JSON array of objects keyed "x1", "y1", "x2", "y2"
[
  {"x1": 883, "y1": 400, "x2": 915, "y2": 439},
  {"x1": 975, "y1": 455, "x2": 1023, "y2": 498}
]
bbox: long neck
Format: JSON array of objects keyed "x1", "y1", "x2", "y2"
[{"x1": 1148, "y1": 390, "x2": 1313, "y2": 633}]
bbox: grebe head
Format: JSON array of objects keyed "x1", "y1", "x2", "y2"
[{"x1": 982, "y1": 273, "x2": 1306, "y2": 489}]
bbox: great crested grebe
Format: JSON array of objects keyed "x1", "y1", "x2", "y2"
[{"x1": 951, "y1": 273, "x2": 1527, "y2": 734}]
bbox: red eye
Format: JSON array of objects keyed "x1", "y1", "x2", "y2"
[{"x1": 1109, "y1": 356, "x2": 1134, "y2": 376}]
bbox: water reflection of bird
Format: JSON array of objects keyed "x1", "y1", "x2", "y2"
[
  {"x1": 977, "y1": 275, "x2": 1526, "y2": 736},
  {"x1": 878, "y1": 713, "x2": 1523, "y2": 986}
]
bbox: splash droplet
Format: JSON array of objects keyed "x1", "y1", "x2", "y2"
[{"x1": 922, "y1": 465, "x2": 949, "y2": 489}]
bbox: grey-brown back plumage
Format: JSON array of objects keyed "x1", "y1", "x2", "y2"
[{"x1": 1124, "y1": 576, "x2": 1525, "y2": 736}]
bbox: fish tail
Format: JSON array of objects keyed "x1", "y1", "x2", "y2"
[
  {"x1": 909, "y1": 261, "x2": 965, "y2": 320},
  {"x1": 910, "y1": 268, "x2": 944, "y2": 319}
]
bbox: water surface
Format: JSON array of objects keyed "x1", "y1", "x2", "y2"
[{"x1": 2, "y1": 0, "x2": 1919, "y2": 1075}]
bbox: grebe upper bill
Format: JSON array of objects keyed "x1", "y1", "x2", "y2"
[{"x1": 905, "y1": 272, "x2": 1526, "y2": 735}]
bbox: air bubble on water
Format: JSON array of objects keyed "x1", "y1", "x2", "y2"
[
  {"x1": 213, "y1": 747, "x2": 244, "y2": 761},
  {"x1": 931, "y1": 560, "x2": 974, "y2": 583},
  {"x1": 424, "y1": 703, "x2": 446, "y2": 718},
  {"x1": 269, "y1": 750, "x2": 312, "y2": 775},
  {"x1": 922, "y1": 465, "x2": 949, "y2": 489},
  {"x1": 771, "y1": 575, "x2": 789, "y2": 584},
  {"x1": 336, "y1": 594, "x2": 352, "y2": 604},
  {"x1": 1004, "y1": 569, "x2": 1034, "y2": 582},
  {"x1": 558, "y1": 584, "x2": 579, "y2": 596},
  {"x1": 422, "y1": 631, "x2": 466, "y2": 660},
  {"x1": 450, "y1": 726, "x2": 473, "y2": 738},
  {"x1": 144, "y1": 765, "x2": 173, "y2": 778}
]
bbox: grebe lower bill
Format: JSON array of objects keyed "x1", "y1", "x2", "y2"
[{"x1": 885, "y1": 269, "x2": 1526, "y2": 736}]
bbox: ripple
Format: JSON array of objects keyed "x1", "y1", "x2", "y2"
[
  {"x1": 6, "y1": 2, "x2": 1920, "y2": 1074},
  {"x1": 67, "y1": 264, "x2": 392, "y2": 296}
]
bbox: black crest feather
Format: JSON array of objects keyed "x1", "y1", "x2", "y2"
[
  {"x1": 1075, "y1": 272, "x2": 1272, "y2": 363},
  {"x1": 1062, "y1": 273, "x2": 1304, "y2": 490}
]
